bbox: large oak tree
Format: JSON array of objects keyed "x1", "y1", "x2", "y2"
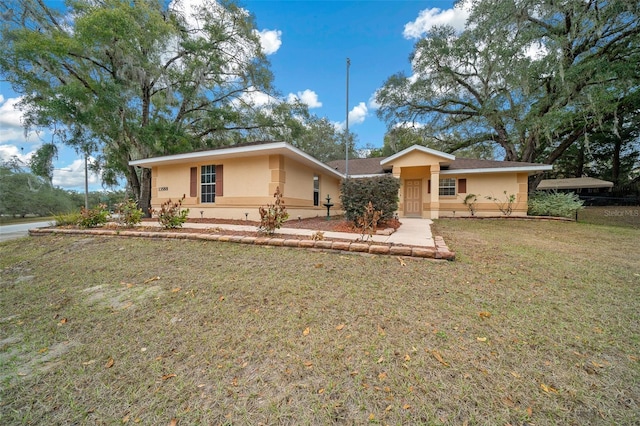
[
  {"x1": 1, "y1": 0, "x2": 282, "y2": 212},
  {"x1": 376, "y1": 0, "x2": 640, "y2": 187}
]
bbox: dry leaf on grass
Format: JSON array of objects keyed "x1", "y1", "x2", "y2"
[
  {"x1": 162, "y1": 374, "x2": 177, "y2": 381},
  {"x1": 171, "y1": 287, "x2": 181, "y2": 293},
  {"x1": 303, "y1": 327, "x2": 310, "y2": 336},
  {"x1": 336, "y1": 323, "x2": 345, "y2": 331},
  {"x1": 59, "y1": 318, "x2": 67, "y2": 324},
  {"x1": 430, "y1": 350, "x2": 450, "y2": 367},
  {"x1": 168, "y1": 419, "x2": 178, "y2": 426},
  {"x1": 540, "y1": 383, "x2": 558, "y2": 393},
  {"x1": 105, "y1": 357, "x2": 114, "y2": 369},
  {"x1": 368, "y1": 413, "x2": 375, "y2": 421},
  {"x1": 143, "y1": 276, "x2": 160, "y2": 284},
  {"x1": 478, "y1": 311, "x2": 492, "y2": 319},
  {"x1": 477, "y1": 337, "x2": 487, "y2": 342},
  {"x1": 397, "y1": 257, "x2": 406, "y2": 266}
]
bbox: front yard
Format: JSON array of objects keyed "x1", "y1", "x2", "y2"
[{"x1": 1, "y1": 219, "x2": 638, "y2": 425}]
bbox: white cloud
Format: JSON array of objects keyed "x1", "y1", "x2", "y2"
[
  {"x1": 0, "y1": 128, "x2": 27, "y2": 144},
  {"x1": 403, "y1": 1, "x2": 471, "y2": 39},
  {"x1": 367, "y1": 92, "x2": 381, "y2": 111},
  {"x1": 349, "y1": 102, "x2": 368, "y2": 125},
  {"x1": 255, "y1": 28, "x2": 282, "y2": 55},
  {"x1": 0, "y1": 144, "x2": 34, "y2": 164},
  {"x1": 335, "y1": 102, "x2": 369, "y2": 130},
  {"x1": 0, "y1": 95, "x2": 24, "y2": 129},
  {"x1": 287, "y1": 89, "x2": 322, "y2": 108},
  {"x1": 52, "y1": 157, "x2": 99, "y2": 188},
  {"x1": 232, "y1": 86, "x2": 279, "y2": 108}
]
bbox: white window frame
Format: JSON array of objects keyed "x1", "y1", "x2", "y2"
[
  {"x1": 201, "y1": 165, "x2": 216, "y2": 203},
  {"x1": 439, "y1": 178, "x2": 456, "y2": 196}
]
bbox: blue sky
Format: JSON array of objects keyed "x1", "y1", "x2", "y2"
[{"x1": 0, "y1": 0, "x2": 467, "y2": 191}]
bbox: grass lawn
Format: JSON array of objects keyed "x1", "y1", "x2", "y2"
[
  {"x1": 577, "y1": 206, "x2": 640, "y2": 229},
  {"x1": 1, "y1": 219, "x2": 638, "y2": 425}
]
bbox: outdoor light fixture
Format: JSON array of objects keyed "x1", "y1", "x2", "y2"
[{"x1": 245, "y1": 212, "x2": 249, "y2": 220}]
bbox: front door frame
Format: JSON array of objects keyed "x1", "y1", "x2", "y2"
[{"x1": 404, "y1": 179, "x2": 422, "y2": 217}]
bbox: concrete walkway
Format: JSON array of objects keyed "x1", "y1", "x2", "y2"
[{"x1": 141, "y1": 217, "x2": 435, "y2": 247}]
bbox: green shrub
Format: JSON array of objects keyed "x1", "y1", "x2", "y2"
[
  {"x1": 463, "y1": 193, "x2": 480, "y2": 216},
  {"x1": 53, "y1": 211, "x2": 81, "y2": 226},
  {"x1": 78, "y1": 204, "x2": 109, "y2": 228},
  {"x1": 151, "y1": 195, "x2": 189, "y2": 229},
  {"x1": 340, "y1": 175, "x2": 400, "y2": 225},
  {"x1": 528, "y1": 191, "x2": 584, "y2": 218},
  {"x1": 114, "y1": 199, "x2": 143, "y2": 227},
  {"x1": 258, "y1": 187, "x2": 289, "y2": 235},
  {"x1": 485, "y1": 191, "x2": 516, "y2": 216}
]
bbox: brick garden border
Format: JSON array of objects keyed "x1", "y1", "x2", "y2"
[{"x1": 29, "y1": 227, "x2": 455, "y2": 260}]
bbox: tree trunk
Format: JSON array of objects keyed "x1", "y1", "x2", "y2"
[
  {"x1": 612, "y1": 137, "x2": 622, "y2": 187},
  {"x1": 576, "y1": 143, "x2": 584, "y2": 177},
  {"x1": 139, "y1": 168, "x2": 152, "y2": 216}
]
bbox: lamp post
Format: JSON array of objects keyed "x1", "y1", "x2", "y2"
[{"x1": 345, "y1": 57, "x2": 350, "y2": 180}]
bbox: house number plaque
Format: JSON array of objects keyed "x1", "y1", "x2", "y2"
[{"x1": 158, "y1": 187, "x2": 169, "y2": 191}]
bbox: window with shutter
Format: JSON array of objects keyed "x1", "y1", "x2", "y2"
[{"x1": 201, "y1": 165, "x2": 216, "y2": 203}]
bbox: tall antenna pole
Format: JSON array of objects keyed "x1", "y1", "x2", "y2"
[{"x1": 345, "y1": 57, "x2": 350, "y2": 179}]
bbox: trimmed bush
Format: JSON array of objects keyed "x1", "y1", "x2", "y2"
[
  {"x1": 151, "y1": 195, "x2": 190, "y2": 229},
  {"x1": 53, "y1": 211, "x2": 81, "y2": 226},
  {"x1": 528, "y1": 191, "x2": 584, "y2": 218},
  {"x1": 78, "y1": 204, "x2": 109, "y2": 228},
  {"x1": 114, "y1": 199, "x2": 144, "y2": 227},
  {"x1": 340, "y1": 175, "x2": 400, "y2": 225}
]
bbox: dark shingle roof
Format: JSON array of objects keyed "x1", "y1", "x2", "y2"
[
  {"x1": 326, "y1": 156, "x2": 548, "y2": 175},
  {"x1": 326, "y1": 157, "x2": 389, "y2": 175},
  {"x1": 445, "y1": 158, "x2": 545, "y2": 170}
]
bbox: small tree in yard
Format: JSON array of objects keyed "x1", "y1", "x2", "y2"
[
  {"x1": 356, "y1": 201, "x2": 383, "y2": 241},
  {"x1": 485, "y1": 191, "x2": 516, "y2": 216},
  {"x1": 151, "y1": 195, "x2": 190, "y2": 229},
  {"x1": 463, "y1": 194, "x2": 480, "y2": 216},
  {"x1": 258, "y1": 187, "x2": 289, "y2": 235}
]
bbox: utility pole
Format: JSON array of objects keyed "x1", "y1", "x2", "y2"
[
  {"x1": 84, "y1": 152, "x2": 89, "y2": 209},
  {"x1": 345, "y1": 57, "x2": 350, "y2": 179}
]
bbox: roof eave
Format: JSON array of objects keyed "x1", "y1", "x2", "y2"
[
  {"x1": 380, "y1": 145, "x2": 455, "y2": 166},
  {"x1": 440, "y1": 165, "x2": 553, "y2": 175},
  {"x1": 129, "y1": 142, "x2": 345, "y2": 179}
]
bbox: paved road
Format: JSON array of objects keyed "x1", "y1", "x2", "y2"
[{"x1": 0, "y1": 221, "x2": 53, "y2": 242}]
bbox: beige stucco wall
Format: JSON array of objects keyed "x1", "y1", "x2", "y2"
[
  {"x1": 438, "y1": 172, "x2": 529, "y2": 217},
  {"x1": 389, "y1": 149, "x2": 531, "y2": 218},
  {"x1": 150, "y1": 154, "x2": 342, "y2": 220}
]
